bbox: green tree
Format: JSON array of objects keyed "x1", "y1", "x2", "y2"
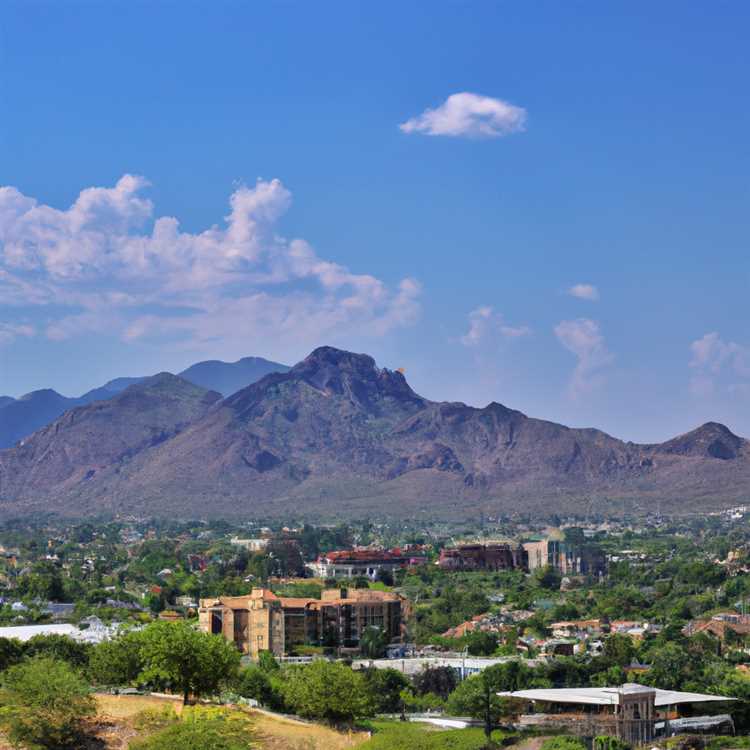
[
  {"x1": 0, "y1": 657, "x2": 96, "y2": 750},
  {"x1": 137, "y1": 621, "x2": 240, "y2": 704},
  {"x1": 257, "y1": 649, "x2": 280, "y2": 673},
  {"x1": 360, "y1": 626, "x2": 388, "y2": 659},
  {"x1": 465, "y1": 630, "x2": 498, "y2": 656},
  {"x1": 89, "y1": 631, "x2": 145, "y2": 686},
  {"x1": 643, "y1": 642, "x2": 692, "y2": 691},
  {"x1": 236, "y1": 667, "x2": 285, "y2": 711},
  {"x1": 534, "y1": 566, "x2": 562, "y2": 591},
  {"x1": 601, "y1": 633, "x2": 636, "y2": 668},
  {"x1": 281, "y1": 661, "x2": 374, "y2": 726},
  {"x1": 24, "y1": 634, "x2": 92, "y2": 669},
  {"x1": 446, "y1": 672, "x2": 521, "y2": 739},
  {"x1": 0, "y1": 637, "x2": 24, "y2": 672},
  {"x1": 361, "y1": 667, "x2": 410, "y2": 713},
  {"x1": 412, "y1": 666, "x2": 457, "y2": 700}
]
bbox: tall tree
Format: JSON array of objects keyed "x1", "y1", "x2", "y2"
[{"x1": 137, "y1": 621, "x2": 240, "y2": 704}]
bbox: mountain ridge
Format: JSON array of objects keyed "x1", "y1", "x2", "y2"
[
  {"x1": 0, "y1": 356, "x2": 289, "y2": 449},
  {"x1": 0, "y1": 346, "x2": 747, "y2": 519}
]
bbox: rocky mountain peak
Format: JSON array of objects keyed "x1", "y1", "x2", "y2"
[
  {"x1": 656, "y1": 421, "x2": 743, "y2": 460},
  {"x1": 290, "y1": 346, "x2": 422, "y2": 407}
]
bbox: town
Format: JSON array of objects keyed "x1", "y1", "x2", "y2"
[{"x1": 0, "y1": 511, "x2": 748, "y2": 748}]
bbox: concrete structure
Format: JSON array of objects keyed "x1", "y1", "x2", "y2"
[
  {"x1": 229, "y1": 537, "x2": 269, "y2": 552},
  {"x1": 354, "y1": 654, "x2": 540, "y2": 679},
  {"x1": 501, "y1": 684, "x2": 735, "y2": 744},
  {"x1": 523, "y1": 538, "x2": 606, "y2": 576},
  {"x1": 306, "y1": 547, "x2": 428, "y2": 580},
  {"x1": 199, "y1": 587, "x2": 407, "y2": 659},
  {"x1": 438, "y1": 542, "x2": 527, "y2": 571}
]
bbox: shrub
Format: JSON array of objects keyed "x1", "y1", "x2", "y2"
[
  {"x1": 540, "y1": 737, "x2": 587, "y2": 750},
  {"x1": 129, "y1": 706, "x2": 254, "y2": 750},
  {"x1": 0, "y1": 657, "x2": 96, "y2": 749}
]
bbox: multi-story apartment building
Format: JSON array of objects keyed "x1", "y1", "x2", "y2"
[
  {"x1": 523, "y1": 537, "x2": 606, "y2": 576},
  {"x1": 199, "y1": 587, "x2": 407, "y2": 659},
  {"x1": 437, "y1": 542, "x2": 528, "y2": 571}
]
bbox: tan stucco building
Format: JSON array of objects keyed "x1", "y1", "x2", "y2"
[{"x1": 199, "y1": 587, "x2": 407, "y2": 659}]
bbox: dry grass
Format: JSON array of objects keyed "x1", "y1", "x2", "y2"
[
  {"x1": 247, "y1": 709, "x2": 368, "y2": 750},
  {"x1": 0, "y1": 694, "x2": 367, "y2": 750},
  {"x1": 94, "y1": 693, "x2": 183, "y2": 720},
  {"x1": 94, "y1": 694, "x2": 366, "y2": 750}
]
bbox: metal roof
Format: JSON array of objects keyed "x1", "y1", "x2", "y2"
[{"x1": 499, "y1": 684, "x2": 735, "y2": 707}]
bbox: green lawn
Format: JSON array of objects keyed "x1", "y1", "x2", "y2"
[{"x1": 359, "y1": 720, "x2": 506, "y2": 750}]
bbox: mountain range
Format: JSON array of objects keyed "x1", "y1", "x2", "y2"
[
  {"x1": 0, "y1": 357, "x2": 289, "y2": 449},
  {"x1": 0, "y1": 346, "x2": 748, "y2": 519}
]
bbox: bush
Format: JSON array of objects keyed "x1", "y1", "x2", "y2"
[
  {"x1": 540, "y1": 738, "x2": 587, "y2": 750},
  {"x1": 594, "y1": 737, "x2": 630, "y2": 750},
  {"x1": 0, "y1": 657, "x2": 96, "y2": 749},
  {"x1": 129, "y1": 706, "x2": 254, "y2": 750}
]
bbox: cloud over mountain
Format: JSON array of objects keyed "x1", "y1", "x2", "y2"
[
  {"x1": 0, "y1": 176, "x2": 421, "y2": 357},
  {"x1": 555, "y1": 318, "x2": 613, "y2": 398}
]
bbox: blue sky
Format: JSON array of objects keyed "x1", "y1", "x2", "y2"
[{"x1": 1, "y1": 1, "x2": 749, "y2": 442}]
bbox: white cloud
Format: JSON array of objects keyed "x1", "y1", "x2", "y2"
[
  {"x1": 567, "y1": 283, "x2": 599, "y2": 301},
  {"x1": 0, "y1": 176, "x2": 421, "y2": 357},
  {"x1": 689, "y1": 332, "x2": 750, "y2": 396},
  {"x1": 400, "y1": 93, "x2": 526, "y2": 138},
  {"x1": 554, "y1": 318, "x2": 613, "y2": 398},
  {"x1": 461, "y1": 306, "x2": 530, "y2": 347},
  {"x1": 0, "y1": 322, "x2": 34, "y2": 345}
]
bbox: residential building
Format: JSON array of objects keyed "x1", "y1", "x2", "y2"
[
  {"x1": 438, "y1": 542, "x2": 527, "y2": 571},
  {"x1": 306, "y1": 547, "x2": 428, "y2": 580},
  {"x1": 523, "y1": 537, "x2": 606, "y2": 576},
  {"x1": 199, "y1": 587, "x2": 408, "y2": 659}
]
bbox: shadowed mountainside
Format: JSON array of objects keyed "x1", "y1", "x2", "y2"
[
  {"x1": 0, "y1": 356, "x2": 288, "y2": 449},
  {"x1": 0, "y1": 346, "x2": 748, "y2": 518}
]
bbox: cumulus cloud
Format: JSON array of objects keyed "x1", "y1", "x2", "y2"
[
  {"x1": 567, "y1": 283, "x2": 599, "y2": 301},
  {"x1": 400, "y1": 93, "x2": 526, "y2": 138},
  {"x1": 0, "y1": 176, "x2": 421, "y2": 357},
  {"x1": 461, "y1": 306, "x2": 530, "y2": 347},
  {"x1": 689, "y1": 332, "x2": 750, "y2": 396},
  {"x1": 554, "y1": 318, "x2": 613, "y2": 398}
]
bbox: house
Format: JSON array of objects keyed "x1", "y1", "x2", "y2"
[
  {"x1": 549, "y1": 619, "x2": 603, "y2": 638},
  {"x1": 684, "y1": 614, "x2": 750, "y2": 642},
  {"x1": 199, "y1": 587, "x2": 408, "y2": 659}
]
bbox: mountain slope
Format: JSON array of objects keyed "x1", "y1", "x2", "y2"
[
  {"x1": 178, "y1": 356, "x2": 289, "y2": 397},
  {"x1": 0, "y1": 347, "x2": 748, "y2": 518},
  {"x1": 0, "y1": 374, "x2": 221, "y2": 512},
  {"x1": 0, "y1": 356, "x2": 288, "y2": 449}
]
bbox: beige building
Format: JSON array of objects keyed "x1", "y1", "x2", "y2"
[{"x1": 199, "y1": 587, "x2": 407, "y2": 659}]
